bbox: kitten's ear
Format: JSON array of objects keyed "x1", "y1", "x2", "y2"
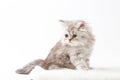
[
  {"x1": 76, "y1": 21, "x2": 85, "y2": 30},
  {"x1": 59, "y1": 20, "x2": 68, "y2": 27}
]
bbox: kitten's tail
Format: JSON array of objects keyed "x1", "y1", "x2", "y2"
[{"x1": 16, "y1": 59, "x2": 46, "y2": 74}]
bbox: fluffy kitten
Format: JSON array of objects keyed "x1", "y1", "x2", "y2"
[{"x1": 16, "y1": 20, "x2": 95, "y2": 74}]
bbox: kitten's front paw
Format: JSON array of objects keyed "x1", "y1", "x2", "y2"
[
  {"x1": 76, "y1": 65, "x2": 92, "y2": 70},
  {"x1": 77, "y1": 67, "x2": 89, "y2": 70},
  {"x1": 16, "y1": 68, "x2": 31, "y2": 74},
  {"x1": 81, "y1": 67, "x2": 90, "y2": 70}
]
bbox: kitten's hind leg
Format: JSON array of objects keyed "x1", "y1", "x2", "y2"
[
  {"x1": 16, "y1": 59, "x2": 44, "y2": 74},
  {"x1": 16, "y1": 64, "x2": 35, "y2": 74}
]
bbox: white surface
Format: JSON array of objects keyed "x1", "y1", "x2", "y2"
[
  {"x1": 0, "y1": 0, "x2": 120, "y2": 80},
  {"x1": 14, "y1": 66, "x2": 120, "y2": 80}
]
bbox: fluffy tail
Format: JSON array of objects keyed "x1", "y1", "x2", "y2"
[{"x1": 16, "y1": 59, "x2": 45, "y2": 74}]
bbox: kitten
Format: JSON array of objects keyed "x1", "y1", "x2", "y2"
[{"x1": 16, "y1": 20, "x2": 95, "y2": 74}]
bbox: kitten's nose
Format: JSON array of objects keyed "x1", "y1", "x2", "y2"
[
  {"x1": 69, "y1": 34, "x2": 76, "y2": 42},
  {"x1": 69, "y1": 39, "x2": 72, "y2": 42},
  {"x1": 69, "y1": 38, "x2": 73, "y2": 42}
]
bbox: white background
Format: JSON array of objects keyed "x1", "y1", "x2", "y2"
[{"x1": 0, "y1": 0, "x2": 120, "y2": 80}]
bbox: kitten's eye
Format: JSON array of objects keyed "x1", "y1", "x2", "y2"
[
  {"x1": 65, "y1": 34, "x2": 68, "y2": 38},
  {"x1": 73, "y1": 34, "x2": 77, "y2": 38}
]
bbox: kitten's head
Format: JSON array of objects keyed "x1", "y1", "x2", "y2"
[{"x1": 60, "y1": 20, "x2": 94, "y2": 47}]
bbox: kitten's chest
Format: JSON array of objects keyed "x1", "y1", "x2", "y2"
[
  {"x1": 62, "y1": 45, "x2": 81, "y2": 55},
  {"x1": 66, "y1": 46, "x2": 89, "y2": 57},
  {"x1": 56, "y1": 44, "x2": 89, "y2": 58}
]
